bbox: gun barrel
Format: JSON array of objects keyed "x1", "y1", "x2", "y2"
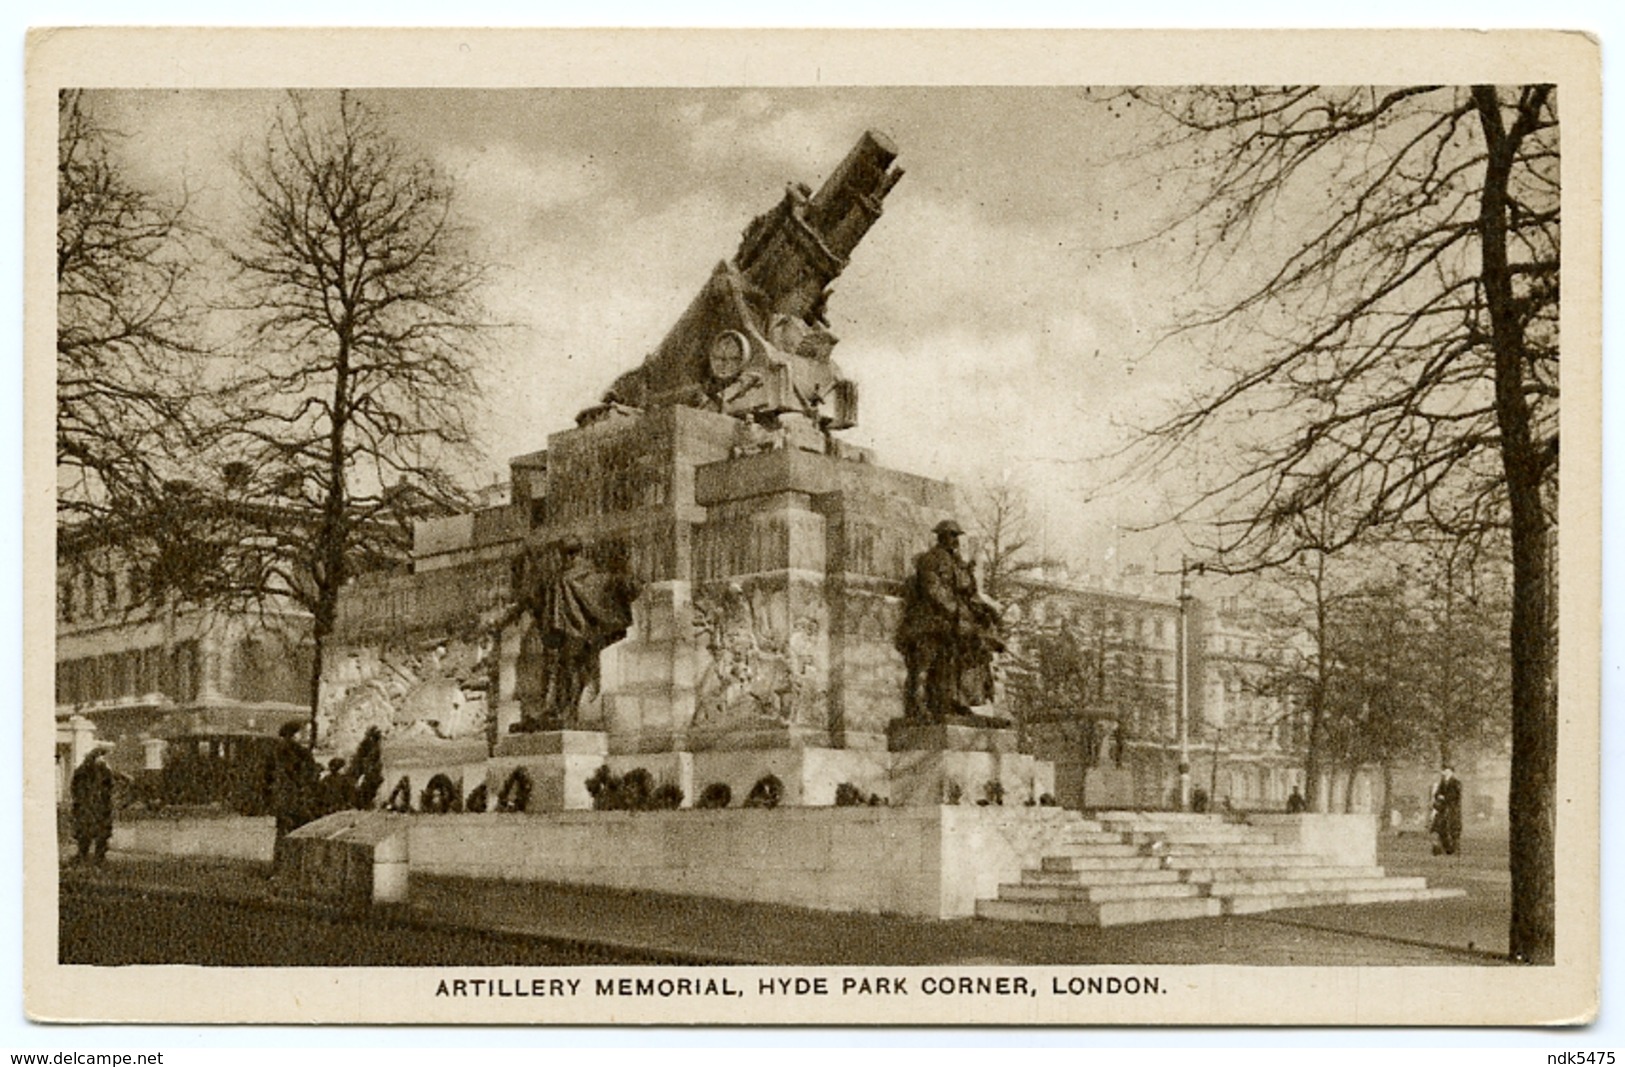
[
  {"x1": 734, "y1": 130, "x2": 904, "y2": 324},
  {"x1": 806, "y1": 129, "x2": 903, "y2": 261}
]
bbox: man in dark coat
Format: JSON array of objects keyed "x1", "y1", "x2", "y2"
[
  {"x1": 318, "y1": 757, "x2": 355, "y2": 816},
  {"x1": 269, "y1": 720, "x2": 318, "y2": 875},
  {"x1": 70, "y1": 747, "x2": 115, "y2": 865},
  {"x1": 1431, "y1": 765, "x2": 1463, "y2": 856}
]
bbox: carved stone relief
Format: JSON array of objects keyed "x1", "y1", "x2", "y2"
[
  {"x1": 690, "y1": 582, "x2": 826, "y2": 729},
  {"x1": 318, "y1": 635, "x2": 496, "y2": 754}
]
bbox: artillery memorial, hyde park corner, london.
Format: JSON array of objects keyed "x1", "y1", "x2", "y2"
[{"x1": 282, "y1": 131, "x2": 1456, "y2": 925}]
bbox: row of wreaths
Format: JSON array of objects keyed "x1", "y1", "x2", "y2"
[{"x1": 380, "y1": 768, "x2": 786, "y2": 815}]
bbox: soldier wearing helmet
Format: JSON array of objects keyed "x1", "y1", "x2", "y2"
[{"x1": 896, "y1": 518, "x2": 1003, "y2": 721}]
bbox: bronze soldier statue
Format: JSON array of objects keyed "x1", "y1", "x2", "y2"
[
  {"x1": 510, "y1": 538, "x2": 641, "y2": 732},
  {"x1": 896, "y1": 519, "x2": 1005, "y2": 723}
]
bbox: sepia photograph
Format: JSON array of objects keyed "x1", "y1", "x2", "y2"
[{"x1": 25, "y1": 28, "x2": 1601, "y2": 1026}]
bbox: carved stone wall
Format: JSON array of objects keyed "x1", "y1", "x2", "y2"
[
  {"x1": 690, "y1": 579, "x2": 829, "y2": 731},
  {"x1": 318, "y1": 636, "x2": 496, "y2": 757}
]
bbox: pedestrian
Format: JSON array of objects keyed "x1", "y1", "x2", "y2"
[
  {"x1": 269, "y1": 720, "x2": 318, "y2": 876},
  {"x1": 70, "y1": 747, "x2": 115, "y2": 865},
  {"x1": 318, "y1": 757, "x2": 354, "y2": 816},
  {"x1": 351, "y1": 726, "x2": 384, "y2": 810},
  {"x1": 1286, "y1": 786, "x2": 1307, "y2": 814},
  {"x1": 1430, "y1": 765, "x2": 1463, "y2": 856}
]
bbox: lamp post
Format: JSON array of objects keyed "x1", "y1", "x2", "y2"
[{"x1": 1175, "y1": 557, "x2": 1205, "y2": 812}]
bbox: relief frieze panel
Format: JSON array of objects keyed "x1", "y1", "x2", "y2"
[{"x1": 689, "y1": 581, "x2": 827, "y2": 730}]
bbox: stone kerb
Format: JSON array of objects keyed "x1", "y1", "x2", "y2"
[
  {"x1": 1246, "y1": 812, "x2": 1379, "y2": 867},
  {"x1": 406, "y1": 805, "x2": 1075, "y2": 919}
]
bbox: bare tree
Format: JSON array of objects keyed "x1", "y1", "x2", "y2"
[
  {"x1": 1119, "y1": 86, "x2": 1558, "y2": 963},
  {"x1": 56, "y1": 89, "x2": 204, "y2": 533},
  {"x1": 967, "y1": 477, "x2": 1046, "y2": 606},
  {"x1": 221, "y1": 92, "x2": 491, "y2": 746}
]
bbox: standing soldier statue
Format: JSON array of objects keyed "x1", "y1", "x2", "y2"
[
  {"x1": 896, "y1": 519, "x2": 1005, "y2": 723},
  {"x1": 504, "y1": 538, "x2": 641, "y2": 732}
]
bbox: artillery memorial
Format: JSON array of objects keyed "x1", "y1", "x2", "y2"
[{"x1": 471, "y1": 131, "x2": 1051, "y2": 811}]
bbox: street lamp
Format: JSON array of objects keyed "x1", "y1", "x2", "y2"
[{"x1": 1176, "y1": 558, "x2": 1203, "y2": 812}]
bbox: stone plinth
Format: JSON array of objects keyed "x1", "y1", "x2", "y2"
[
  {"x1": 886, "y1": 721, "x2": 1020, "y2": 754},
  {"x1": 495, "y1": 729, "x2": 609, "y2": 757},
  {"x1": 377, "y1": 737, "x2": 491, "y2": 811},
  {"x1": 605, "y1": 750, "x2": 695, "y2": 807},
  {"x1": 886, "y1": 722, "x2": 1051, "y2": 807},
  {"x1": 689, "y1": 746, "x2": 893, "y2": 807},
  {"x1": 487, "y1": 730, "x2": 608, "y2": 812}
]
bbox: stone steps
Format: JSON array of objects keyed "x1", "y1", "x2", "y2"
[
  {"x1": 1159, "y1": 852, "x2": 1342, "y2": 872},
  {"x1": 997, "y1": 881, "x2": 1204, "y2": 904},
  {"x1": 1211, "y1": 874, "x2": 1428, "y2": 896},
  {"x1": 1021, "y1": 867, "x2": 1185, "y2": 887},
  {"x1": 1154, "y1": 842, "x2": 1310, "y2": 857},
  {"x1": 1064, "y1": 830, "x2": 1136, "y2": 846},
  {"x1": 1223, "y1": 886, "x2": 1465, "y2": 916},
  {"x1": 1123, "y1": 830, "x2": 1278, "y2": 846},
  {"x1": 1041, "y1": 846, "x2": 1144, "y2": 867},
  {"x1": 1179, "y1": 864, "x2": 1388, "y2": 883},
  {"x1": 978, "y1": 812, "x2": 1462, "y2": 928},
  {"x1": 1038, "y1": 854, "x2": 1167, "y2": 872}
]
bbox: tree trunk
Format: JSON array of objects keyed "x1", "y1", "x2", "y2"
[{"x1": 1475, "y1": 85, "x2": 1556, "y2": 965}]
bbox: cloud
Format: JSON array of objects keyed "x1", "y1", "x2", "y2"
[
  {"x1": 447, "y1": 141, "x2": 608, "y2": 218},
  {"x1": 674, "y1": 92, "x2": 871, "y2": 178}
]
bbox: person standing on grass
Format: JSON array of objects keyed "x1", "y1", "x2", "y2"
[
  {"x1": 269, "y1": 720, "x2": 318, "y2": 875},
  {"x1": 70, "y1": 747, "x2": 115, "y2": 865},
  {"x1": 1430, "y1": 765, "x2": 1463, "y2": 856}
]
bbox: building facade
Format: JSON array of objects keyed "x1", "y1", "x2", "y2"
[
  {"x1": 1004, "y1": 570, "x2": 1308, "y2": 812},
  {"x1": 54, "y1": 539, "x2": 312, "y2": 803}
]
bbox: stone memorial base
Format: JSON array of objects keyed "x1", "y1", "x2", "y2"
[
  {"x1": 687, "y1": 746, "x2": 893, "y2": 807},
  {"x1": 408, "y1": 804, "x2": 1081, "y2": 919},
  {"x1": 380, "y1": 736, "x2": 490, "y2": 808},
  {"x1": 488, "y1": 728, "x2": 1054, "y2": 811},
  {"x1": 486, "y1": 730, "x2": 608, "y2": 812},
  {"x1": 887, "y1": 721, "x2": 1054, "y2": 807}
]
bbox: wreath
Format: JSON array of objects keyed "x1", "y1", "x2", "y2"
[
  {"x1": 464, "y1": 783, "x2": 488, "y2": 813},
  {"x1": 696, "y1": 782, "x2": 732, "y2": 810},
  {"x1": 420, "y1": 773, "x2": 461, "y2": 814},
  {"x1": 385, "y1": 774, "x2": 413, "y2": 813},
  {"x1": 497, "y1": 767, "x2": 533, "y2": 813},
  {"x1": 743, "y1": 773, "x2": 784, "y2": 809}
]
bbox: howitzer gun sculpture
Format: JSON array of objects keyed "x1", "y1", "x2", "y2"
[{"x1": 588, "y1": 130, "x2": 903, "y2": 441}]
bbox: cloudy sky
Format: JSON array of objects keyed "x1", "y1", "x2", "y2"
[{"x1": 90, "y1": 87, "x2": 1227, "y2": 583}]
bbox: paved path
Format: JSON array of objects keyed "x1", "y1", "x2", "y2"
[{"x1": 57, "y1": 837, "x2": 1511, "y2": 968}]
